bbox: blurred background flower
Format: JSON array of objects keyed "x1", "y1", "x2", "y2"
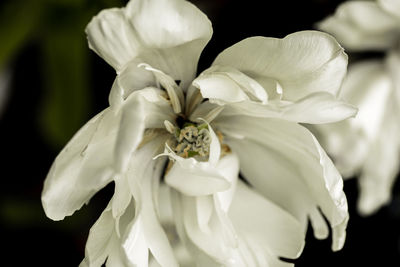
[
  {"x1": 313, "y1": 0, "x2": 400, "y2": 216},
  {"x1": 1, "y1": 0, "x2": 400, "y2": 266}
]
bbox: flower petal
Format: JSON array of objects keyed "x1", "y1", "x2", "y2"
[
  {"x1": 313, "y1": 60, "x2": 392, "y2": 177},
  {"x1": 212, "y1": 31, "x2": 347, "y2": 101},
  {"x1": 112, "y1": 175, "x2": 132, "y2": 220},
  {"x1": 276, "y1": 92, "x2": 357, "y2": 124},
  {"x1": 165, "y1": 156, "x2": 231, "y2": 196},
  {"x1": 229, "y1": 181, "x2": 305, "y2": 262},
  {"x1": 122, "y1": 215, "x2": 149, "y2": 267},
  {"x1": 114, "y1": 87, "x2": 175, "y2": 173},
  {"x1": 125, "y1": 0, "x2": 212, "y2": 89},
  {"x1": 108, "y1": 60, "x2": 156, "y2": 108},
  {"x1": 86, "y1": 8, "x2": 141, "y2": 71},
  {"x1": 358, "y1": 97, "x2": 400, "y2": 215},
  {"x1": 217, "y1": 116, "x2": 349, "y2": 251},
  {"x1": 215, "y1": 153, "x2": 240, "y2": 212},
  {"x1": 81, "y1": 202, "x2": 134, "y2": 267},
  {"x1": 193, "y1": 67, "x2": 356, "y2": 124},
  {"x1": 123, "y1": 136, "x2": 178, "y2": 267},
  {"x1": 86, "y1": 0, "x2": 212, "y2": 88},
  {"x1": 80, "y1": 205, "x2": 114, "y2": 267},
  {"x1": 42, "y1": 109, "x2": 117, "y2": 220},
  {"x1": 379, "y1": 0, "x2": 400, "y2": 18},
  {"x1": 217, "y1": 91, "x2": 357, "y2": 124},
  {"x1": 194, "y1": 65, "x2": 268, "y2": 104},
  {"x1": 318, "y1": 1, "x2": 400, "y2": 51},
  {"x1": 193, "y1": 71, "x2": 250, "y2": 104}
]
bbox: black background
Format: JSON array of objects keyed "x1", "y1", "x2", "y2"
[{"x1": 1, "y1": 0, "x2": 399, "y2": 266}]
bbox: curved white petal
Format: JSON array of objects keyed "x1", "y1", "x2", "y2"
[
  {"x1": 212, "y1": 31, "x2": 348, "y2": 101},
  {"x1": 222, "y1": 92, "x2": 357, "y2": 124},
  {"x1": 81, "y1": 202, "x2": 134, "y2": 267},
  {"x1": 164, "y1": 147, "x2": 232, "y2": 197},
  {"x1": 167, "y1": 153, "x2": 245, "y2": 266},
  {"x1": 112, "y1": 175, "x2": 132, "y2": 220},
  {"x1": 194, "y1": 65, "x2": 268, "y2": 104},
  {"x1": 217, "y1": 117, "x2": 349, "y2": 251},
  {"x1": 123, "y1": 135, "x2": 178, "y2": 267},
  {"x1": 358, "y1": 97, "x2": 400, "y2": 215},
  {"x1": 313, "y1": 60, "x2": 392, "y2": 177},
  {"x1": 125, "y1": 0, "x2": 212, "y2": 89},
  {"x1": 80, "y1": 205, "x2": 114, "y2": 267},
  {"x1": 379, "y1": 0, "x2": 400, "y2": 18},
  {"x1": 318, "y1": 1, "x2": 400, "y2": 51},
  {"x1": 122, "y1": 215, "x2": 149, "y2": 267},
  {"x1": 109, "y1": 61, "x2": 157, "y2": 108},
  {"x1": 166, "y1": 160, "x2": 231, "y2": 196},
  {"x1": 86, "y1": 8, "x2": 141, "y2": 71},
  {"x1": 86, "y1": 0, "x2": 212, "y2": 88},
  {"x1": 42, "y1": 109, "x2": 118, "y2": 221},
  {"x1": 386, "y1": 49, "x2": 400, "y2": 109},
  {"x1": 194, "y1": 67, "x2": 356, "y2": 124},
  {"x1": 229, "y1": 181, "x2": 305, "y2": 263},
  {"x1": 114, "y1": 87, "x2": 175, "y2": 173},
  {"x1": 171, "y1": 192, "x2": 226, "y2": 265},
  {"x1": 193, "y1": 72, "x2": 250, "y2": 104}
]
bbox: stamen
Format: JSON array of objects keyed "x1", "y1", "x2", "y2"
[{"x1": 173, "y1": 123, "x2": 212, "y2": 158}]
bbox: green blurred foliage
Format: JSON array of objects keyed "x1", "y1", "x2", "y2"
[{"x1": 0, "y1": 0, "x2": 124, "y2": 148}]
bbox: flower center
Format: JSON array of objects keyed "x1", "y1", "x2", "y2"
[{"x1": 173, "y1": 122, "x2": 211, "y2": 158}]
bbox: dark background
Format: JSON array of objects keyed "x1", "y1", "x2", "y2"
[{"x1": 1, "y1": 0, "x2": 399, "y2": 266}]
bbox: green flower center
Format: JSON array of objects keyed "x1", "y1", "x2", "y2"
[{"x1": 173, "y1": 122, "x2": 211, "y2": 158}]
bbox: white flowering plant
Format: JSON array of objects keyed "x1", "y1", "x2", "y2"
[{"x1": 41, "y1": 0, "x2": 357, "y2": 266}]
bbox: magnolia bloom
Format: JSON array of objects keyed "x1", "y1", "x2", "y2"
[
  {"x1": 315, "y1": 0, "x2": 400, "y2": 215},
  {"x1": 41, "y1": 0, "x2": 357, "y2": 265}
]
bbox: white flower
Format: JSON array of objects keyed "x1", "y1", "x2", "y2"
[
  {"x1": 318, "y1": 0, "x2": 400, "y2": 51},
  {"x1": 41, "y1": 0, "x2": 356, "y2": 266},
  {"x1": 315, "y1": 0, "x2": 400, "y2": 215}
]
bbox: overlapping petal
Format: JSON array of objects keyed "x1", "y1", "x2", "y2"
[
  {"x1": 229, "y1": 181, "x2": 305, "y2": 266},
  {"x1": 357, "y1": 96, "x2": 400, "y2": 215},
  {"x1": 80, "y1": 202, "x2": 134, "y2": 267},
  {"x1": 124, "y1": 137, "x2": 178, "y2": 267},
  {"x1": 379, "y1": 0, "x2": 400, "y2": 18},
  {"x1": 313, "y1": 60, "x2": 392, "y2": 177},
  {"x1": 169, "y1": 175, "x2": 305, "y2": 266},
  {"x1": 114, "y1": 87, "x2": 175, "y2": 173},
  {"x1": 194, "y1": 68, "x2": 357, "y2": 124},
  {"x1": 42, "y1": 109, "x2": 118, "y2": 220},
  {"x1": 86, "y1": 0, "x2": 212, "y2": 89},
  {"x1": 318, "y1": 1, "x2": 400, "y2": 51},
  {"x1": 216, "y1": 116, "x2": 348, "y2": 251},
  {"x1": 212, "y1": 31, "x2": 348, "y2": 101}
]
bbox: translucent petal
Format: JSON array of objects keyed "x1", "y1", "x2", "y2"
[
  {"x1": 42, "y1": 109, "x2": 117, "y2": 220},
  {"x1": 212, "y1": 31, "x2": 348, "y2": 101},
  {"x1": 86, "y1": 0, "x2": 212, "y2": 88},
  {"x1": 115, "y1": 87, "x2": 175, "y2": 173},
  {"x1": 217, "y1": 116, "x2": 349, "y2": 251},
  {"x1": 318, "y1": 1, "x2": 400, "y2": 51},
  {"x1": 229, "y1": 181, "x2": 305, "y2": 261}
]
